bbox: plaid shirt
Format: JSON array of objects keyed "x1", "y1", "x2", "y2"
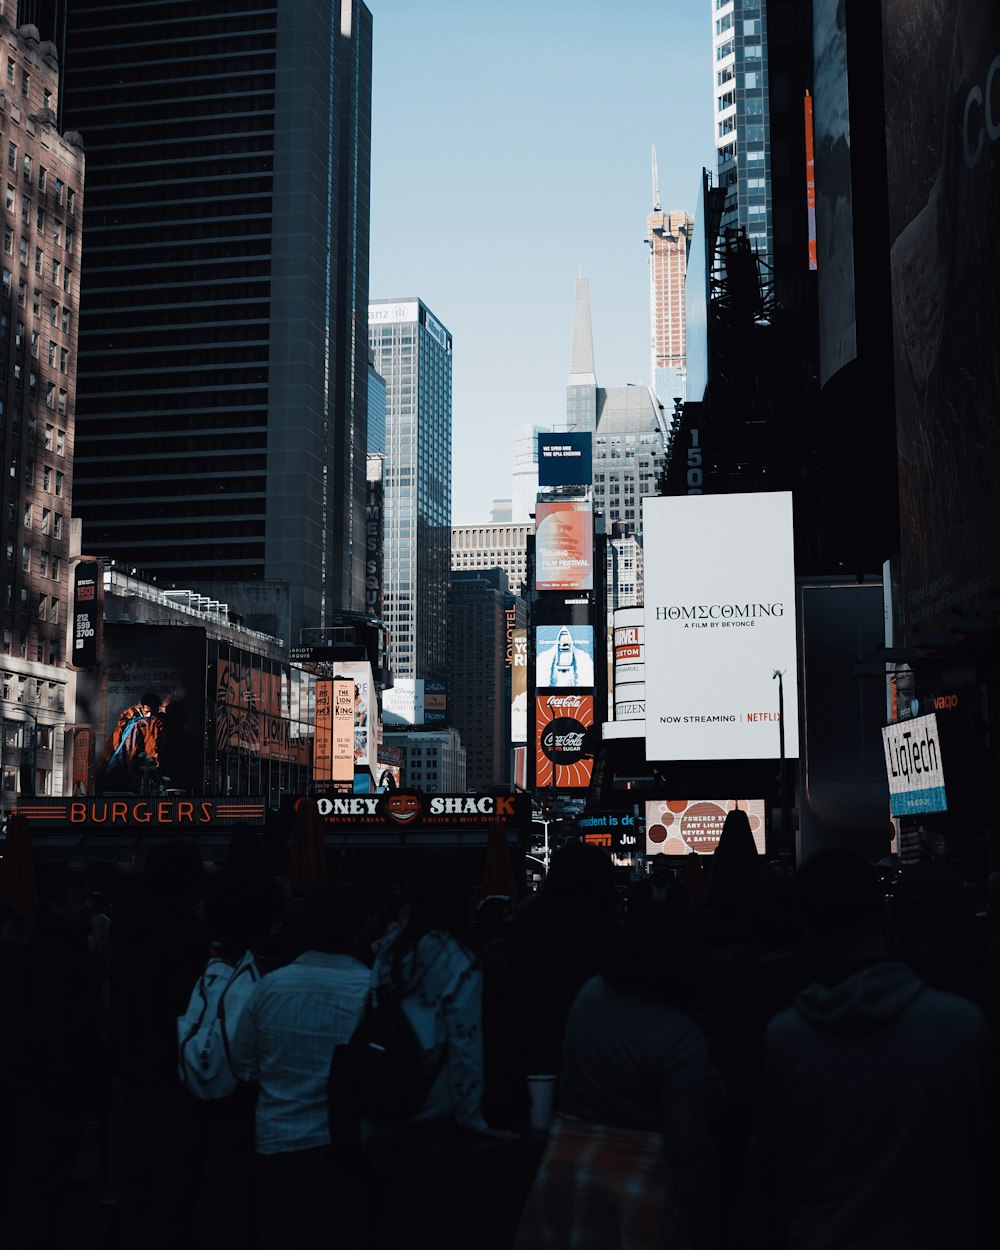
[
  {"x1": 515, "y1": 1114, "x2": 691, "y2": 1250},
  {"x1": 230, "y1": 951, "x2": 370, "y2": 1154}
]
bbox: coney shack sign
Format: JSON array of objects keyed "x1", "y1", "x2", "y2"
[
  {"x1": 313, "y1": 792, "x2": 531, "y2": 832},
  {"x1": 14, "y1": 797, "x2": 267, "y2": 828}
]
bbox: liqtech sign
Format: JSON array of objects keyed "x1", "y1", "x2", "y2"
[
  {"x1": 882, "y1": 713, "x2": 947, "y2": 816},
  {"x1": 643, "y1": 493, "x2": 799, "y2": 761}
]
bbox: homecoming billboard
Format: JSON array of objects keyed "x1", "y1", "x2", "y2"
[{"x1": 643, "y1": 493, "x2": 799, "y2": 761}]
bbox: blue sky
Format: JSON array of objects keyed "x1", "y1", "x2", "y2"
[{"x1": 367, "y1": 1, "x2": 714, "y2": 523}]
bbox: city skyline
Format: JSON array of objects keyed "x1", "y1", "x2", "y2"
[{"x1": 367, "y1": 0, "x2": 713, "y2": 524}]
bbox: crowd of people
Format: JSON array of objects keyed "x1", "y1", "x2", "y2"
[{"x1": 1, "y1": 812, "x2": 998, "y2": 1250}]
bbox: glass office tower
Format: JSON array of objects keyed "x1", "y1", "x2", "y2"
[
  {"x1": 57, "y1": 0, "x2": 372, "y2": 643},
  {"x1": 712, "y1": 0, "x2": 772, "y2": 266},
  {"x1": 368, "y1": 299, "x2": 451, "y2": 683}
]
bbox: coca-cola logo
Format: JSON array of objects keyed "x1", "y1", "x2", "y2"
[
  {"x1": 541, "y1": 718, "x2": 586, "y2": 764},
  {"x1": 546, "y1": 695, "x2": 585, "y2": 711}
]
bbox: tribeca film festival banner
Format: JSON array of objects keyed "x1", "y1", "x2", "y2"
[
  {"x1": 535, "y1": 501, "x2": 594, "y2": 591},
  {"x1": 643, "y1": 493, "x2": 799, "y2": 761}
]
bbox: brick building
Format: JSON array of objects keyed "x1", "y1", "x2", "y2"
[{"x1": 0, "y1": 10, "x2": 83, "y2": 801}]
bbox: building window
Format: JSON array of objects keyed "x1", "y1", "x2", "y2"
[
  {"x1": 7, "y1": 142, "x2": 16, "y2": 171},
  {"x1": 43, "y1": 465, "x2": 51, "y2": 491},
  {"x1": 3, "y1": 224, "x2": 11, "y2": 254},
  {"x1": 23, "y1": 502, "x2": 31, "y2": 528},
  {"x1": 63, "y1": 268, "x2": 71, "y2": 294},
  {"x1": 50, "y1": 259, "x2": 59, "y2": 284},
  {"x1": 31, "y1": 288, "x2": 39, "y2": 315},
  {"x1": 6, "y1": 58, "x2": 14, "y2": 84},
  {"x1": 55, "y1": 429, "x2": 64, "y2": 456},
  {"x1": 55, "y1": 471, "x2": 63, "y2": 497},
  {"x1": 59, "y1": 348, "x2": 67, "y2": 373},
  {"x1": 54, "y1": 178, "x2": 63, "y2": 206},
  {"x1": 49, "y1": 300, "x2": 57, "y2": 326},
  {"x1": 54, "y1": 514, "x2": 62, "y2": 539},
  {"x1": 33, "y1": 246, "x2": 41, "y2": 274},
  {"x1": 57, "y1": 389, "x2": 66, "y2": 416},
  {"x1": 22, "y1": 155, "x2": 31, "y2": 182},
  {"x1": 20, "y1": 72, "x2": 28, "y2": 98},
  {"x1": 21, "y1": 545, "x2": 29, "y2": 571},
  {"x1": 38, "y1": 551, "x2": 47, "y2": 576},
  {"x1": 60, "y1": 307, "x2": 69, "y2": 333},
  {"x1": 41, "y1": 508, "x2": 50, "y2": 534},
  {"x1": 38, "y1": 167, "x2": 46, "y2": 192}
]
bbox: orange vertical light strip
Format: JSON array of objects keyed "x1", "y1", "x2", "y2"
[{"x1": 804, "y1": 90, "x2": 818, "y2": 271}]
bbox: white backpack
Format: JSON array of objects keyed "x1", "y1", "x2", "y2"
[{"x1": 177, "y1": 951, "x2": 260, "y2": 1099}]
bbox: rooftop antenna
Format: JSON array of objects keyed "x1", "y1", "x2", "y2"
[{"x1": 651, "y1": 144, "x2": 661, "y2": 212}]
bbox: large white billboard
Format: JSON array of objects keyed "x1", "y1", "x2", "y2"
[{"x1": 643, "y1": 493, "x2": 799, "y2": 760}]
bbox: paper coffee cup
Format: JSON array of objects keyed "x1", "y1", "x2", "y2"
[{"x1": 526, "y1": 1074, "x2": 557, "y2": 1133}]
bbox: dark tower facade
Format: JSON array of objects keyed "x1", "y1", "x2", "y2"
[{"x1": 58, "y1": 0, "x2": 372, "y2": 642}]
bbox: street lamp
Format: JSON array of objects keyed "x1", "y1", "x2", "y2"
[{"x1": 773, "y1": 669, "x2": 791, "y2": 862}]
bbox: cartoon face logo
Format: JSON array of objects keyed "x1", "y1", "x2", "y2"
[{"x1": 385, "y1": 794, "x2": 421, "y2": 825}]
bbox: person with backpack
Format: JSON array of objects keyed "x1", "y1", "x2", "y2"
[
  {"x1": 228, "y1": 881, "x2": 372, "y2": 1250},
  {"x1": 360, "y1": 853, "x2": 509, "y2": 1249}
]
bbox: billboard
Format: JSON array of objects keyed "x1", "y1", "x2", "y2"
[
  {"x1": 613, "y1": 608, "x2": 644, "y2": 684},
  {"x1": 643, "y1": 493, "x2": 799, "y2": 761},
  {"x1": 424, "y1": 679, "x2": 447, "y2": 724},
  {"x1": 75, "y1": 623, "x2": 208, "y2": 794},
  {"x1": 537, "y1": 432, "x2": 593, "y2": 486},
  {"x1": 331, "y1": 660, "x2": 376, "y2": 774},
  {"x1": 71, "y1": 560, "x2": 103, "y2": 668},
  {"x1": 383, "y1": 679, "x2": 425, "y2": 726},
  {"x1": 535, "y1": 501, "x2": 593, "y2": 591},
  {"x1": 813, "y1": 0, "x2": 856, "y2": 381},
  {"x1": 882, "y1": 713, "x2": 947, "y2": 816},
  {"x1": 883, "y1": 0, "x2": 1000, "y2": 639},
  {"x1": 645, "y1": 799, "x2": 767, "y2": 856},
  {"x1": 535, "y1": 625, "x2": 594, "y2": 689},
  {"x1": 534, "y1": 593, "x2": 592, "y2": 628},
  {"x1": 511, "y1": 629, "x2": 527, "y2": 743},
  {"x1": 535, "y1": 693, "x2": 594, "y2": 789}
]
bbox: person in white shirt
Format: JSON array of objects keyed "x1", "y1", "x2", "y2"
[{"x1": 230, "y1": 882, "x2": 372, "y2": 1250}]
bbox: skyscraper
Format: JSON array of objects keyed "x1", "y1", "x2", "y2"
[
  {"x1": 450, "y1": 567, "x2": 509, "y2": 790},
  {"x1": 0, "y1": 15, "x2": 84, "y2": 799},
  {"x1": 712, "y1": 0, "x2": 772, "y2": 268},
  {"x1": 564, "y1": 278, "x2": 668, "y2": 553},
  {"x1": 645, "y1": 148, "x2": 693, "y2": 405},
  {"x1": 57, "y1": 0, "x2": 373, "y2": 644},
  {"x1": 368, "y1": 298, "x2": 452, "y2": 683}
]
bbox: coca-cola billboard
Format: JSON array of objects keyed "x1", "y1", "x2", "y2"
[{"x1": 535, "y1": 693, "x2": 594, "y2": 789}]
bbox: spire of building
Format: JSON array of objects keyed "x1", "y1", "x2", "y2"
[
  {"x1": 568, "y1": 275, "x2": 597, "y2": 386},
  {"x1": 652, "y1": 144, "x2": 661, "y2": 211}
]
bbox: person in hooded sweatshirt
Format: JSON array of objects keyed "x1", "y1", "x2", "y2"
[{"x1": 754, "y1": 848, "x2": 991, "y2": 1250}]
